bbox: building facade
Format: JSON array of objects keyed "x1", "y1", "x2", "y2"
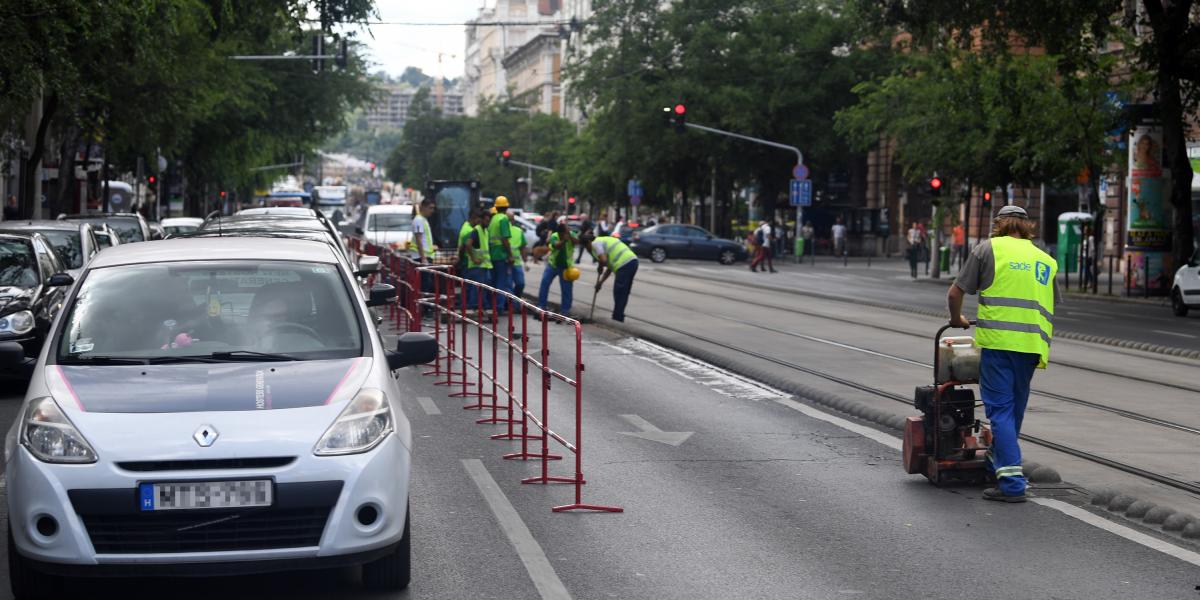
[
  {"x1": 463, "y1": 0, "x2": 564, "y2": 116},
  {"x1": 365, "y1": 83, "x2": 464, "y2": 130}
]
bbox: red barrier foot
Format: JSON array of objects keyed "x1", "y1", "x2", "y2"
[
  {"x1": 436, "y1": 380, "x2": 476, "y2": 387},
  {"x1": 552, "y1": 504, "x2": 624, "y2": 513},
  {"x1": 490, "y1": 432, "x2": 540, "y2": 440},
  {"x1": 451, "y1": 392, "x2": 491, "y2": 401},
  {"x1": 475, "y1": 416, "x2": 519, "y2": 425},
  {"x1": 522, "y1": 475, "x2": 583, "y2": 485},
  {"x1": 503, "y1": 451, "x2": 563, "y2": 461}
]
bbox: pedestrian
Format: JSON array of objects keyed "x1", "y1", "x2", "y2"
[
  {"x1": 597, "y1": 216, "x2": 611, "y2": 237},
  {"x1": 410, "y1": 199, "x2": 436, "y2": 265},
  {"x1": 533, "y1": 210, "x2": 559, "y2": 262},
  {"x1": 1081, "y1": 224, "x2": 1096, "y2": 289},
  {"x1": 952, "y1": 223, "x2": 966, "y2": 269},
  {"x1": 575, "y1": 218, "x2": 594, "y2": 264},
  {"x1": 750, "y1": 221, "x2": 775, "y2": 273},
  {"x1": 906, "y1": 221, "x2": 922, "y2": 278},
  {"x1": 918, "y1": 220, "x2": 930, "y2": 267},
  {"x1": 948, "y1": 205, "x2": 1059, "y2": 503},
  {"x1": 801, "y1": 221, "x2": 814, "y2": 257},
  {"x1": 4, "y1": 195, "x2": 19, "y2": 221},
  {"x1": 487, "y1": 197, "x2": 515, "y2": 311},
  {"x1": 537, "y1": 217, "x2": 579, "y2": 315},
  {"x1": 831, "y1": 217, "x2": 847, "y2": 257},
  {"x1": 460, "y1": 208, "x2": 493, "y2": 314},
  {"x1": 581, "y1": 230, "x2": 639, "y2": 322}
]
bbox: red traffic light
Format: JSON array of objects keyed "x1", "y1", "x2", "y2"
[
  {"x1": 147, "y1": 176, "x2": 156, "y2": 184},
  {"x1": 219, "y1": 191, "x2": 227, "y2": 198},
  {"x1": 368, "y1": 162, "x2": 376, "y2": 170},
  {"x1": 568, "y1": 196, "x2": 576, "y2": 204},
  {"x1": 930, "y1": 177, "x2": 942, "y2": 190},
  {"x1": 983, "y1": 191, "x2": 992, "y2": 201},
  {"x1": 673, "y1": 104, "x2": 686, "y2": 115},
  {"x1": 502, "y1": 150, "x2": 511, "y2": 158}
]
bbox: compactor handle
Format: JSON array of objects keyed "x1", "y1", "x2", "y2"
[{"x1": 934, "y1": 320, "x2": 976, "y2": 385}]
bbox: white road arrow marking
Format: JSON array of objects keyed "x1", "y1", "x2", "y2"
[{"x1": 618, "y1": 414, "x2": 694, "y2": 447}]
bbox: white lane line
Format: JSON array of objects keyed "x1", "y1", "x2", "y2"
[
  {"x1": 774, "y1": 398, "x2": 902, "y2": 451},
  {"x1": 610, "y1": 338, "x2": 788, "y2": 401},
  {"x1": 1031, "y1": 498, "x2": 1200, "y2": 568},
  {"x1": 415, "y1": 396, "x2": 441, "y2": 415},
  {"x1": 1151, "y1": 329, "x2": 1197, "y2": 339},
  {"x1": 462, "y1": 459, "x2": 572, "y2": 600}
]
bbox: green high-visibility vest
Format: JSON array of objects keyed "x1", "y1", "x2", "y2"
[
  {"x1": 470, "y1": 224, "x2": 492, "y2": 269},
  {"x1": 509, "y1": 226, "x2": 526, "y2": 263},
  {"x1": 457, "y1": 222, "x2": 473, "y2": 270},
  {"x1": 596, "y1": 236, "x2": 636, "y2": 271},
  {"x1": 975, "y1": 236, "x2": 1057, "y2": 368},
  {"x1": 549, "y1": 231, "x2": 573, "y2": 269},
  {"x1": 487, "y1": 213, "x2": 512, "y2": 262}
]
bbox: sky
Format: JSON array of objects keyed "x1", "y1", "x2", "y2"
[{"x1": 352, "y1": 0, "x2": 485, "y2": 80}]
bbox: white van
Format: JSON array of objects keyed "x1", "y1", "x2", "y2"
[{"x1": 363, "y1": 204, "x2": 415, "y2": 249}]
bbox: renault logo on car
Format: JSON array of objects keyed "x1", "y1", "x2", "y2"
[{"x1": 193, "y1": 425, "x2": 219, "y2": 447}]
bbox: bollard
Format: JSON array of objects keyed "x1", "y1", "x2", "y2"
[
  {"x1": 843, "y1": 252, "x2": 848, "y2": 267},
  {"x1": 1125, "y1": 255, "x2": 1131, "y2": 297},
  {"x1": 1144, "y1": 256, "x2": 1150, "y2": 299},
  {"x1": 1108, "y1": 255, "x2": 1113, "y2": 296},
  {"x1": 1064, "y1": 262, "x2": 1069, "y2": 291}
]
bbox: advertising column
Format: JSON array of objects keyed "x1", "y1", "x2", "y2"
[{"x1": 1126, "y1": 124, "x2": 1173, "y2": 295}]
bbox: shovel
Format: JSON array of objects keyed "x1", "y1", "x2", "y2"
[{"x1": 587, "y1": 285, "x2": 600, "y2": 322}]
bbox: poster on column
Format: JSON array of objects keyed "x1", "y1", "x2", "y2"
[
  {"x1": 1125, "y1": 251, "x2": 1173, "y2": 294},
  {"x1": 1126, "y1": 125, "x2": 1172, "y2": 250}
]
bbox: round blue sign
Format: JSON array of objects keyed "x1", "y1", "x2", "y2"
[{"x1": 792, "y1": 164, "x2": 809, "y2": 180}]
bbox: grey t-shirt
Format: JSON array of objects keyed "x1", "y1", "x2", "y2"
[{"x1": 955, "y1": 238, "x2": 1062, "y2": 303}]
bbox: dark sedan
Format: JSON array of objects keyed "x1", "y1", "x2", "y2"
[
  {"x1": 0, "y1": 232, "x2": 73, "y2": 376},
  {"x1": 627, "y1": 224, "x2": 749, "y2": 264}
]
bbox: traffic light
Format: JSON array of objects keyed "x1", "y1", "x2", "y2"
[
  {"x1": 928, "y1": 176, "x2": 943, "y2": 196},
  {"x1": 499, "y1": 150, "x2": 511, "y2": 167},
  {"x1": 334, "y1": 38, "x2": 348, "y2": 69},
  {"x1": 982, "y1": 191, "x2": 992, "y2": 209},
  {"x1": 662, "y1": 104, "x2": 687, "y2": 133},
  {"x1": 147, "y1": 175, "x2": 156, "y2": 185},
  {"x1": 568, "y1": 196, "x2": 576, "y2": 205}
]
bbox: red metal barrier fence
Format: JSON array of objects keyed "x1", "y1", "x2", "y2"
[{"x1": 357, "y1": 240, "x2": 622, "y2": 513}]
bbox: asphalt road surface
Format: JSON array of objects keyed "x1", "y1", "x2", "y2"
[{"x1": 2, "y1": 322, "x2": 1198, "y2": 599}]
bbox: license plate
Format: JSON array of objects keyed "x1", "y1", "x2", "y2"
[{"x1": 139, "y1": 480, "x2": 273, "y2": 511}]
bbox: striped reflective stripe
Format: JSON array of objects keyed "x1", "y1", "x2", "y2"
[
  {"x1": 976, "y1": 319, "x2": 1052, "y2": 346},
  {"x1": 979, "y1": 296, "x2": 1053, "y2": 323},
  {"x1": 995, "y1": 466, "x2": 1025, "y2": 478},
  {"x1": 603, "y1": 237, "x2": 636, "y2": 269}
]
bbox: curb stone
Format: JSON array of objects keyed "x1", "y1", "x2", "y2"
[{"x1": 576, "y1": 314, "x2": 1200, "y2": 548}]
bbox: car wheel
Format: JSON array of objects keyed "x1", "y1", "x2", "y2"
[
  {"x1": 718, "y1": 249, "x2": 736, "y2": 265},
  {"x1": 8, "y1": 524, "x2": 61, "y2": 599},
  {"x1": 650, "y1": 247, "x2": 667, "y2": 263},
  {"x1": 1172, "y1": 289, "x2": 1189, "y2": 317},
  {"x1": 362, "y1": 506, "x2": 411, "y2": 591}
]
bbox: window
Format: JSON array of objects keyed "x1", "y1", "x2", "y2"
[{"x1": 0, "y1": 239, "x2": 37, "y2": 287}]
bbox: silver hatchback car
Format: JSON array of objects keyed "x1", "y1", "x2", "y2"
[{"x1": 0, "y1": 237, "x2": 434, "y2": 598}]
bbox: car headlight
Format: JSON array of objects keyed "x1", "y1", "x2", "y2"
[
  {"x1": 21, "y1": 397, "x2": 97, "y2": 464},
  {"x1": 0, "y1": 310, "x2": 34, "y2": 336},
  {"x1": 314, "y1": 389, "x2": 392, "y2": 456}
]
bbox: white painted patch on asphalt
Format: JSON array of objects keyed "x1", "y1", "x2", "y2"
[
  {"x1": 1031, "y1": 498, "x2": 1200, "y2": 568},
  {"x1": 611, "y1": 338, "x2": 788, "y2": 402},
  {"x1": 774, "y1": 398, "x2": 902, "y2": 451},
  {"x1": 1151, "y1": 329, "x2": 1197, "y2": 339},
  {"x1": 415, "y1": 396, "x2": 441, "y2": 415},
  {"x1": 462, "y1": 459, "x2": 573, "y2": 600},
  {"x1": 618, "y1": 414, "x2": 694, "y2": 447}
]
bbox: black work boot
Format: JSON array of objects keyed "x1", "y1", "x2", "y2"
[{"x1": 982, "y1": 488, "x2": 1027, "y2": 503}]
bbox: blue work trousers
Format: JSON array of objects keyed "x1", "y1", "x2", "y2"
[
  {"x1": 980, "y1": 348, "x2": 1038, "y2": 496},
  {"x1": 610, "y1": 261, "x2": 638, "y2": 322},
  {"x1": 491, "y1": 264, "x2": 512, "y2": 312},
  {"x1": 537, "y1": 264, "x2": 573, "y2": 314},
  {"x1": 463, "y1": 267, "x2": 491, "y2": 310},
  {"x1": 510, "y1": 261, "x2": 526, "y2": 300}
]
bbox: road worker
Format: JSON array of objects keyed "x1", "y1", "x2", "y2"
[
  {"x1": 948, "y1": 205, "x2": 1059, "y2": 503},
  {"x1": 537, "y1": 217, "x2": 579, "y2": 315},
  {"x1": 580, "y1": 230, "x2": 639, "y2": 322},
  {"x1": 509, "y1": 210, "x2": 529, "y2": 299},
  {"x1": 487, "y1": 197, "x2": 515, "y2": 310},
  {"x1": 460, "y1": 208, "x2": 492, "y2": 311}
]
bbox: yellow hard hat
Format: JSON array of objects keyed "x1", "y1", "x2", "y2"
[
  {"x1": 495, "y1": 196, "x2": 510, "y2": 208},
  {"x1": 564, "y1": 267, "x2": 581, "y2": 282},
  {"x1": 490, "y1": 207, "x2": 497, "y2": 214}
]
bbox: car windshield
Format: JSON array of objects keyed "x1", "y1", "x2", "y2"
[
  {"x1": 164, "y1": 225, "x2": 198, "y2": 236},
  {"x1": 95, "y1": 233, "x2": 112, "y2": 248},
  {"x1": 58, "y1": 260, "x2": 362, "y2": 362},
  {"x1": 38, "y1": 229, "x2": 84, "y2": 269},
  {"x1": 77, "y1": 217, "x2": 143, "y2": 242},
  {"x1": 0, "y1": 239, "x2": 38, "y2": 287},
  {"x1": 367, "y1": 213, "x2": 412, "y2": 231}
]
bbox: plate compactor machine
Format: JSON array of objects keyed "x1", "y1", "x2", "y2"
[{"x1": 902, "y1": 323, "x2": 996, "y2": 485}]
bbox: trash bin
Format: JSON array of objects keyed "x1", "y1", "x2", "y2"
[
  {"x1": 794, "y1": 238, "x2": 805, "y2": 259},
  {"x1": 1056, "y1": 212, "x2": 1094, "y2": 273},
  {"x1": 939, "y1": 246, "x2": 950, "y2": 272}
]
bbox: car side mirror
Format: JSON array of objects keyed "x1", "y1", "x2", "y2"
[
  {"x1": 387, "y1": 332, "x2": 437, "y2": 370},
  {"x1": 47, "y1": 273, "x2": 74, "y2": 287},
  {"x1": 355, "y1": 227, "x2": 365, "y2": 236},
  {"x1": 357, "y1": 255, "x2": 381, "y2": 276},
  {"x1": 0, "y1": 341, "x2": 25, "y2": 368},
  {"x1": 366, "y1": 283, "x2": 396, "y2": 307}
]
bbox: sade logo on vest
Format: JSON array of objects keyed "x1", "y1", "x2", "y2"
[{"x1": 1035, "y1": 261, "x2": 1052, "y2": 285}]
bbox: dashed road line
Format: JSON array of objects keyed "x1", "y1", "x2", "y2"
[
  {"x1": 774, "y1": 398, "x2": 901, "y2": 451},
  {"x1": 415, "y1": 395, "x2": 441, "y2": 415},
  {"x1": 462, "y1": 459, "x2": 572, "y2": 600},
  {"x1": 1152, "y1": 329, "x2": 1197, "y2": 339}
]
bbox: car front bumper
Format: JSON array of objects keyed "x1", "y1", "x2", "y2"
[{"x1": 7, "y1": 432, "x2": 410, "y2": 570}]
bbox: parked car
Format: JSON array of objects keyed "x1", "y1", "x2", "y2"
[
  {"x1": 237, "y1": 207, "x2": 319, "y2": 217},
  {"x1": 627, "y1": 224, "x2": 749, "y2": 265},
  {"x1": 1171, "y1": 245, "x2": 1200, "y2": 316},
  {"x1": 0, "y1": 237, "x2": 435, "y2": 596},
  {"x1": 58, "y1": 212, "x2": 151, "y2": 244},
  {"x1": 0, "y1": 220, "x2": 100, "y2": 279},
  {"x1": 93, "y1": 225, "x2": 121, "y2": 250},
  {"x1": 0, "y1": 232, "x2": 73, "y2": 376},
  {"x1": 611, "y1": 221, "x2": 641, "y2": 241},
  {"x1": 161, "y1": 217, "x2": 204, "y2": 237},
  {"x1": 362, "y1": 204, "x2": 414, "y2": 250}
]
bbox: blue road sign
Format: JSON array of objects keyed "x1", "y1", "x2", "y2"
[
  {"x1": 792, "y1": 164, "x2": 809, "y2": 181},
  {"x1": 789, "y1": 179, "x2": 812, "y2": 207},
  {"x1": 627, "y1": 179, "x2": 643, "y2": 198}
]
